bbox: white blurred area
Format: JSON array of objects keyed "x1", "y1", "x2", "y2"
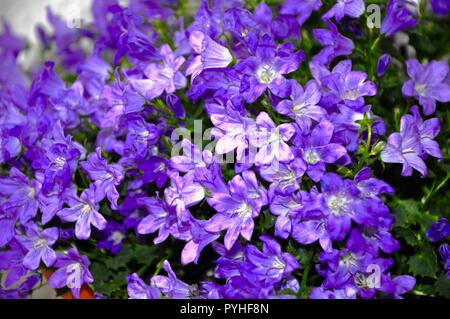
[
  {"x1": 0, "y1": 0, "x2": 93, "y2": 42},
  {"x1": 0, "y1": 0, "x2": 95, "y2": 68}
]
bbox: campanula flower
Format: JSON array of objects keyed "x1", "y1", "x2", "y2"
[
  {"x1": 381, "y1": 0, "x2": 419, "y2": 37},
  {"x1": 48, "y1": 248, "x2": 93, "y2": 299},
  {"x1": 186, "y1": 31, "x2": 233, "y2": 81},
  {"x1": 80, "y1": 147, "x2": 124, "y2": 209},
  {"x1": 57, "y1": 187, "x2": 107, "y2": 240},
  {"x1": 402, "y1": 59, "x2": 450, "y2": 115},
  {"x1": 16, "y1": 222, "x2": 58, "y2": 270}
]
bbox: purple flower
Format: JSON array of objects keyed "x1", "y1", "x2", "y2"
[
  {"x1": 381, "y1": 109, "x2": 440, "y2": 177},
  {"x1": 402, "y1": 59, "x2": 450, "y2": 115},
  {"x1": 323, "y1": 0, "x2": 365, "y2": 22},
  {"x1": 0, "y1": 128, "x2": 21, "y2": 163},
  {"x1": 381, "y1": 0, "x2": 419, "y2": 37},
  {"x1": 245, "y1": 236, "x2": 300, "y2": 284},
  {"x1": 354, "y1": 167, "x2": 395, "y2": 198},
  {"x1": 438, "y1": 243, "x2": 450, "y2": 278},
  {"x1": 275, "y1": 80, "x2": 325, "y2": 131},
  {"x1": 137, "y1": 195, "x2": 178, "y2": 244},
  {"x1": 127, "y1": 273, "x2": 161, "y2": 299},
  {"x1": 206, "y1": 171, "x2": 267, "y2": 249},
  {"x1": 320, "y1": 60, "x2": 377, "y2": 108},
  {"x1": 291, "y1": 188, "x2": 333, "y2": 251},
  {"x1": 181, "y1": 217, "x2": 220, "y2": 265},
  {"x1": 80, "y1": 147, "x2": 124, "y2": 209},
  {"x1": 130, "y1": 44, "x2": 186, "y2": 100},
  {"x1": 0, "y1": 240, "x2": 28, "y2": 287},
  {"x1": 431, "y1": 0, "x2": 450, "y2": 16},
  {"x1": 427, "y1": 218, "x2": 450, "y2": 242},
  {"x1": 409, "y1": 105, "x2": 443, "y2": 159},
  {"x1": 96, "y1": 221, "x2": 126, "y2": 255},
  {"x1": 57, "y1": 187, "x2": 107, "y2": 240},
  {"x1": 280, "y1": 0, "x2": 322, "y2": 25},
  {"x1": 0, "y1": 274, "x2": 39, "y2": 299},
  {"x1": 16, "y1": 223, "x2": 58, "y2": 270},
  {"x1": 186, "y1": 31, "x2": 233, "y2": 81},
  {"x1": 312, "y1": 23, "x2": 354, "y2": 66},
  {"x1": 269, "y1": 192, "x2": 303, "y2": 239},
  {"x1": 170, "y1": 139, "x2": 213, "y2": 173},
  {"x1": 250, "y1": 112, "x2": 296, "y2": 165},
  {"x1": 207, "y1": 99, "x2": 256, "y2": 166},
  {"x1": 259, "y1": 158, "x2": 306, "y2": 195},
  {"x1": 151, "y1": 260, "x2": 198, "y2": 298},
  {"x1": 294, "y1": 120, "x2": 348, "y2": 182},
  {"x1": 0, "y1": 167, "x2": 40, "y2": 224},
  {"x1": 237, "y1": 34, "x2": 305, "y2": 102},
  {"x1": 138, "y1": 156, "x2": 169, "y2": 188},
  {"x1": 48, "y1": 248, "x2": 93, "y2": 299},
  {"x1": 348, "y1": 227, "x2": 400, "y2": 256},
  {"x1": 376, "y1": 54, "x2": 391, "y2": 77},
  {"x1": 319, "y1": 173, "x2": 374, "y2": 240},
  {"x1": 31, "y1": 123, "x2": 85, "y2": 194},
  {"x1": 0, "y1": 204, "x2": 18, "y2": 248},
  {"x1": 123, "y1": 114, "x2": 162, "y2": 160},
  {"x1": 164, "y1": 171, "x2": 205, "y2": 222}
]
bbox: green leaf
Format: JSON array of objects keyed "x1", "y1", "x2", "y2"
[
  {"x1": 134, "y1": 244, "x2": 158, "y2": 265},
  {"x1": 391, "y1": 199, "x2": 420, "y2": 227},
  {"x1": 105, "y1": 244, "x2": 133, "y2": 270},
  {"x1": 435, "y1": 274, "x2": 450, "y2": 298},
  {"x1": 393, "y1": 227, "x2": 420, "y2": 247},
  {"x1": 408, "y1": 244, "x2": 438, "y2": 278}
]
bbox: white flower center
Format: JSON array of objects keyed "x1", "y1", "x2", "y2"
[
  {"x1": 53, "y1": 156, "x2": 66, "y2": 167},
  {"x1": 236, "y1": 202, "x2": 253, "y2": 219},
  {"x1": 110, "y1": 231, "x2": 125, "y2": 245},
  {"x1": 304, "y1": 149, "x2": 320, "y2": 164},
  {"x1": 342, "y1": 89, "x2": 360, "y2": 100},
  {"x1": 340, "y1": 252, "x2": 358, "y2": 269},
  {"x1": 326, "y1": 193, "x2": 349, "y2": 216},
  {"x1": 153, "y1": 162, "x2": 166, "y2": 173},
  {"x1": 33, "y1": 238, "x2": 48, "y2": 249},
  {"x1": 256, "y1": 64, "x2": 277, "y2": 84},
  {"x1": 415, "y1": 84, "x2": 426, "y2": 96},
  {"x1": 292, "y1": 102, "x2": 306, "y2": 117},
  {"x1": 272, "y1": 256, "x2": 285, "y2": 270}
]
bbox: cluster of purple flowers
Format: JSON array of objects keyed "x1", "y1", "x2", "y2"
[{"x1": 0, "y1": 0, "x2": 449, "y2": 299}]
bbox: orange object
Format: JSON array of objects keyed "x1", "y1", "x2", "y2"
[{"x1": 62, "y1": 284, "x2": 95, "y2": 299}]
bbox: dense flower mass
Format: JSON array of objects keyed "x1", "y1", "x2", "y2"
[{"x1": 0, "y1": 0, "x2": 449, "y2": 299}]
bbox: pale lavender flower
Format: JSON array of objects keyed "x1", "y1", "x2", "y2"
[{"x1": 57, "y1": 187, "x2": 107, "y2": 240}]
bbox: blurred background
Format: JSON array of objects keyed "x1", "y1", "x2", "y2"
[{"x1": 0, "y1": 0, "x2": 94, "y2": 68}]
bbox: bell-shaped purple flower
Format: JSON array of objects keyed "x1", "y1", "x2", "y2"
[
  {"x1": 48, "y1": 248, "x2": 93, "y2": 299},
  {"x1": 376, "y1": 54, "x2": 391, "y2": 77},
  {"x1": 130, "y1": 44, "x2": 186, "y2": 100},
  {"x1": 206, "y1": 171, "x2": 267, "y2": 250},
  {"x1": 402, "y1": 59, "x2": 450, "y2": 115},
  {"x1": 164, "y1": 170, "x2": 205, "y2": 222},
  {"x1": 250, "y1": 112, "x2": 296, "y2": 166},
  {"x1": 237, "y1": 34, "x2": 305, "y2": 103},
  {"x1": 151, "y1": 260, "x2": 198, "y2": 298},
  {"x1": 80, "y1": 147, "x2": 124, "y2": 209},
  {"x1": 381, "y1": 0, "x2": 419, "y2": 37},
  {"x1": 244, "y1": 236, "x2": 300, "y2": 284},
  {"x1": 186, "y1": 31, "x2": 233, "y2": 81},
  {"x1": 275, "y1": 80, "x2": 325, "y2": 131},
  {"x1": 323, "y1": 0, "x2": 365, "y2": 22},
  {"x1": 57, "y1": 187, "x2": 107, "y2": 240},
  {"x1": 427, "y1": 217, "x2": 450, "y2": 242},
  {"x1": 16, "y1": 222, "x2": 58, "y2": 270},
  {"x1": 127, "y1": 273, "x2": 161, "y2": 299},
  {"x1": 294, "y1": 120, "x2": 348, "y2": 182}
]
